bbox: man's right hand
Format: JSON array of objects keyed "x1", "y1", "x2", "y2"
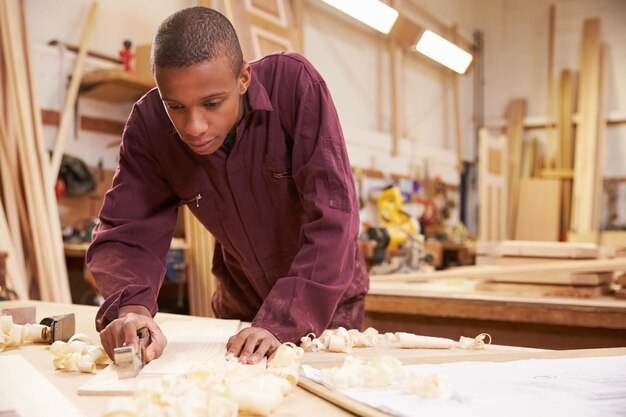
[{"x1": 99, "y1": 305, "x2": 167, "y2": 363}]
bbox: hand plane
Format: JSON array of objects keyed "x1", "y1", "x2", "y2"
[
  {"x1": 21, "y1": 313, "x2": 76, "y2": 343},
  {"x1": 114, "y1": 327, "x2": 150, "y2": 379}
]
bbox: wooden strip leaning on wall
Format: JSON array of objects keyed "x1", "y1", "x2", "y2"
[
  {"x1": 0, "y1": 0, "x2": 71, "y2": 302},
  {"x1": 570, "y1": 18, "x2": 601, "y2": 241},
  {"x1": 19, "y1": 0, "x2": 71, "y2": 302},
  {"x1": 1, "y1": 0, "x2": 52, "y2": 300},
  {"x1": 49, "y1": 0, "x2": 98, "y2": 179},
  {"x1": 505, "y1": 99, "x2": 526, "y2": 239}
]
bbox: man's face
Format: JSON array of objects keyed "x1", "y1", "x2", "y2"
[{"x1": 155, "y1": 56, "x2": 250, "y2": 155}]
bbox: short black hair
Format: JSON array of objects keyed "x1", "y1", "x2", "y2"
[{"x1": 151, "y1": 7, "x2": 243, "y2": 75}]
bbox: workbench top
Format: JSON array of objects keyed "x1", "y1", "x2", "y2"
[{"x1": 2, "y1": 300, "x2": 625, "y2": 417}]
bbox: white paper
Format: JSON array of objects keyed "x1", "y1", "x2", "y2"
[
  {"x1": 0, "y1": 355, "x2": 86, "y2": 417},
  {"x1": 302, "y1": 355, "x2": 626, "y2": 417},
  {"x1": 78, "y1": 318, "x2": 239, "y2": 395}
]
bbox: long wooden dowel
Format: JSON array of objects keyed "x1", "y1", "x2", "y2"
[
  {"x1": 369, "y1": 258, "x2": 626, "y2": 283},
  {"x1": 545, "y1": 4, "x2": 556, "y2": 169},
  {"x1": 18, "y1": 0, "x2": 70, "y2": 302},
  {"x1": 298, "y1": 376, "x2": 390, "y2": 417},
  {"x1": 49, "y1": 0, "x2": 98, "y2": 179},
  {"x1": 0, "y1": 195, "x2": 28, "y2": 299},
  {"x1": 0, "y1": 0, "x2": 50, "y2": 300}
]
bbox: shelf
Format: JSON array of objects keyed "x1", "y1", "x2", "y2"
[{"x1": 79, "y1": 69, "x2": 155, "y2": 103}]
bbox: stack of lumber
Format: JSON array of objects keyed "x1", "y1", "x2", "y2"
[
  {"x1": 491, "y1": 16, "x2": 610, "y2": 243},
  {"x1": 475, "y1": 241, "x2": 613, "y2": 298},
  {"x1": 0, "y1": 0, "x2": 98, "y2": 301}
]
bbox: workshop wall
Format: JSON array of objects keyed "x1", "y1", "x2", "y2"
[
  {"x1": 25, "y1": 0, "x2": 474, "y2": 189},
  {"x1": 481, "y1": 0, "x2": 626, "y2": 225},
  {"x1": 303, "y1": 1, "x2": 474, "y2": 183},
  {"x1": 25, "y1": 0, "x2": 194, "y2": 171}
]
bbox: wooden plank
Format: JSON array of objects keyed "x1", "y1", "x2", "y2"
[
  {"x1": 591, "y1": 43, "x2": 609, "y2": 233},
  {"x1": 556, "y1": 70, "x2": 574, "y2": 238},
  {"x1": 496, "y1": 240, "x2": 598, "y2": 258},
  {"x1": 41, "y1": 109, "x2": 125, "y2": 135},
  {"x1": 570, "y1": 18, "x2": 601, "y2": 239},
  {"x1": 475, "y1": 281, "x2": 610, "y2": 298},
  {"x1": 514, "y1": 179, "x2": 560, "y2": 241},
  {"x1": 389, "y1": 38, "x2": 400, "y2": 157},
  {"x1": 79, "y1": 69, "x2": 154, "y2": 103},
  {"x1": 505, "y1": 99, "x2": 526, "y2": 239},
  {"x1": 489, "y1": 271, "x2": 612, "y2": 286},
  {"x1": 50, "y1": 0, "x2": 98, "y2": 179},
  {"x1": 0, "y1": 355, "x2": 85, "y2": 417},
  {"x1": 299, "y1": 376, "x2": 390, "y2": 417},
  {"x1": 369, "y1": 257, "x2": 626, "y2": 283},
  {"x1": 478, "y1": 128, "x2": 507, "y2": 241},
  {"x1": 545, "y1": 4, "x2": 557, "y2": 169},
  {"x1": 78, "y1": 318, "x2": 239, "y2": 395},
  {"x1": 1, "y1": 0, "x2": 55, "y2": 301}
]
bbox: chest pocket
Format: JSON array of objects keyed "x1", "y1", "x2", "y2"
[{"x1": 262, "y1": 132, "x2": 300, "y2": 211}]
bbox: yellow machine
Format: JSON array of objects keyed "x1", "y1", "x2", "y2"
[
  {"x1": 362, "y1": 186, "x2": 427, "y2": 274},
  {"x1": 375, "y1": 186, "x2": 419, "y2": 251}
]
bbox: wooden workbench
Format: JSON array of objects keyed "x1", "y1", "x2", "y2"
[
  {"x1": 2, "y1": 300, "x2": 625, "y2": 417},
  {"x1": 0, "y1": 301, "x2": 354, "y2": 417},
  {"x1": 366, "y1": 281, "x2": 626, "y2": 349}
]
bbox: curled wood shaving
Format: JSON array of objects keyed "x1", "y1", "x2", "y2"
[
  {"x1": 300, "y1": 327, "x2": 491, "y2": 352},
  {"x1": 49, "y1": 336, "x2": 108, "y2": 373},
  {"x1": 103, "y1": 342, "x2": 304, "y2": 417},
  {"x1": 300, "y1": 327, "x2": 380, "y2": 352},
  {"x1": 0, "y1": 316, "x2": 23, "y2": 351}
]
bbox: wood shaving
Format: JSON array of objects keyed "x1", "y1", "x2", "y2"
[
  {"x1": 321, "y1": 355, "x2": 405, "y2": 389},
  {"x1": 300, "y1": 326, "x2": 491, "y2": 352},
  {"x1": 49, "y1": 336, "x2": 108, "y2": 373},
  {"x1": 103, "y1": 342, "x2": 303, "y2": 417},
  {"x1": 405, "y1": 372, "x2": 452, "y2": 399}
]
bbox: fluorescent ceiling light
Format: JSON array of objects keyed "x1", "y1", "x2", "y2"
[
  {"x1": 414, "y1": 30, "x2": 473, "y2": 74},
  {"x1": 321, "y1": 0, "x2": 399, "y2": 34}
]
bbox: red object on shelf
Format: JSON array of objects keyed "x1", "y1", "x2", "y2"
[{"x1": 119, "y1": 40, "x2": 134, "y2": 72}]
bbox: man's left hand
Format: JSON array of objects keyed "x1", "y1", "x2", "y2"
[{"x1": 226, "y1": 326, "x2": 281, "y2": 364}]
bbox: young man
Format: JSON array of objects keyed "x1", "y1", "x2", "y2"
[{"x1": 87, "y1": 7, "x2": 368, "y2": 364}]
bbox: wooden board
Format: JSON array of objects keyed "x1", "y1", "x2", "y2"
[
  {"x1": 478, "y1": 240, "x2": 599, "y2": 259},
  {"x1": 0, "y1": 355, "x2": 85, "y2": 417},
  {"x1": 478, "y1": 128, "x2": 507, "y2": 241},
  {"x1": 370, "y1": 257, "x2": 626, "y2": 283},
  {"x1": 556, "y1": 70, "x2": 574, "y2": 236},
  {"x1": 570, "y1": 18, "x2": 602, "y2": 239},
  {"x1": 487, "y1": 270, "x2": 612, "y2": 286},
  {"x1": 80, "y1": 69, "x2": 155, "y2": 103},
  {"x1": 514, "y1": 178, "x2": 561, "y2": 241},
  {"x1": 475, "y1": 281, "x2": 610, "y2": 298},
  {"x1": 505, "y1": 99, "x2": 526, "y2": 239},
  {"x1": 78, "y1": 318, "x2": 240, "y2": 395}
]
